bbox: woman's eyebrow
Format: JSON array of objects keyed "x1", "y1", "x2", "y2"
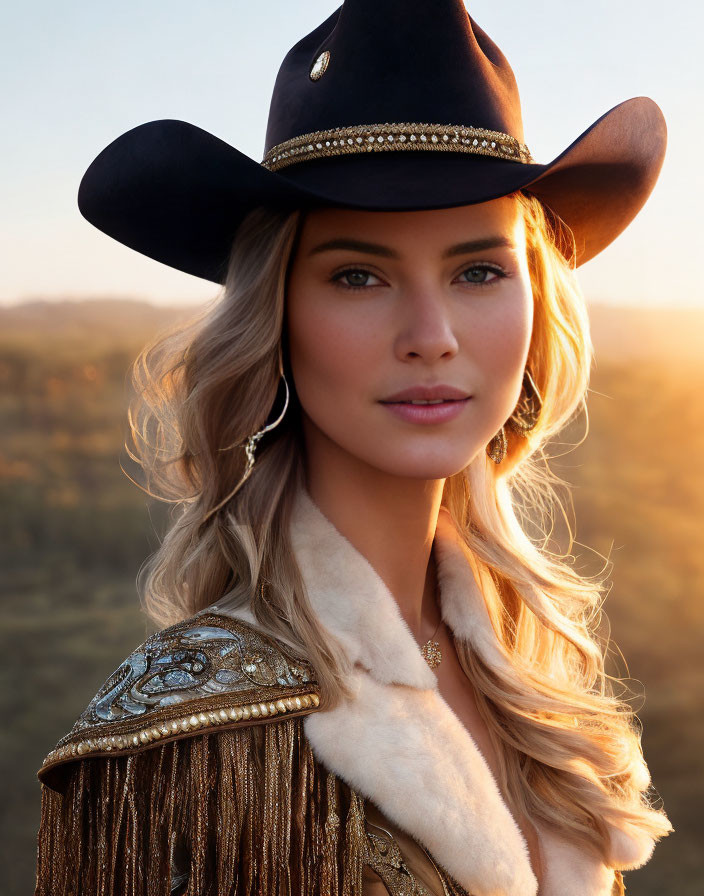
[{"x1": 306, "y1": 235, "x2": 516, "y2": 259}]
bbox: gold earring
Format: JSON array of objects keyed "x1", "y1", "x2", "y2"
[
  {"x1": 507, "y1": 367, "x2": 542, "y2": 433},
  {"x1": 219, "y1": 370, "x2": 290, "y2": 489},
  {"x1": 486, "y1": 368, "x2": 542, "y2": 464},
  {"x1": 200, "y1": 368, "x2": 290, "y2": 525},
  {"x1": 486, "y1": 425, "x2": 508, "y2": 464}
]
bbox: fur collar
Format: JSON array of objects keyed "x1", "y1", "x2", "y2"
[{"x1": 221, "y1": 484, "x2": 653, "y2": 895}]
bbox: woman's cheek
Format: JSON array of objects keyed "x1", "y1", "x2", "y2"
[
  {"x1": 288, "y1": 300, "x2": 378, "y2": 424},
  {"x1": 469, "y1": 289, "x2": 533, "y2": 413}
]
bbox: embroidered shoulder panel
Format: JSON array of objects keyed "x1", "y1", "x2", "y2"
[{"x1": 38, "y1": 611, "x2": 320, "y2": 782}]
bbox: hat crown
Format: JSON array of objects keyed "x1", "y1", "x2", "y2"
[{"x1": 264, "y1": 0, "x2": 525, "y2": 155}]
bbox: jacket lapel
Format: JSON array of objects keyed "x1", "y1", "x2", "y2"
[{"x1": 287, "y1": 484, "x2": 618, "y2": 896}]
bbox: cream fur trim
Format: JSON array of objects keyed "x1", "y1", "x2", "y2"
[
  {"x1": 212, "y1": 484, "x2": 650, "y2": 893},
  {"x1": 304, "y1": 667, "x2": 538, "y2": 896},
  {"x1": 289, "y1": 488, "x2": 622, "y2": 894}
]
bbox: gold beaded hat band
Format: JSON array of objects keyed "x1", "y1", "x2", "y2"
[
  {"x1": 261, "y1": 122, "x2": 535, "y2": 173},
  {"x1": 76, "y1": 0, "x2": 667, "y2": 284}
]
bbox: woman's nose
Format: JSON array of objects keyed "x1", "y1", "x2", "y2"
[{"x1": 393, "y1": 286, "x2": 459, "y2": 362}]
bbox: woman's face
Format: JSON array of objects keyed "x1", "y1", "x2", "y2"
[{"x1": 285, "y1": 197, "x2": 533, "y2": 480}]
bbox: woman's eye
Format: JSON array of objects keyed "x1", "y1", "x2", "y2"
[
  {"x1": 331, "y1": 263, "x2": 506, "y2": 291},
  {"x1": 331, "y1": 268, "x2": 383, "y2": 290},
  {"x1": 457, "y1": 264, "x2": 505, "y2": 286}
]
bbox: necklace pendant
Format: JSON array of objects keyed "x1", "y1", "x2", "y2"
[{"x1": 421, "y1": 639, "x2": 442, "y2": 669}]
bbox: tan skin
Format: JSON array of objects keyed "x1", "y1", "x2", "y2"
[{"x1": 285, "y1": 198, "x2": 543, "y2": 887}]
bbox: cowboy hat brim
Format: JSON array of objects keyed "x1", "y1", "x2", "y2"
[{"x1": 77, "y1": 95, "x2": 666, "y2": 283}]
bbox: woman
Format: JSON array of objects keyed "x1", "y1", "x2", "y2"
[{"x1": 35, "y1": 2, "x2": 672, "y2": 894}]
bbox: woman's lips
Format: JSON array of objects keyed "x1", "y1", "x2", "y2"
[{"x1": 379, "y1": 397, "x2": 471, "y2": 424}]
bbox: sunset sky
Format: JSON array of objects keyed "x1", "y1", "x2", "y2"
[{"x1": 2, "y1": 0, "x2": 700, "y2": 308}]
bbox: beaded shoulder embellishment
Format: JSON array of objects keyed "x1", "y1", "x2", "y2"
[
  {"x1": 39, "y1": 612, "x2": 320, "y2": 778},
  {"x1": 261, "y1": 121, "x2": 534, "y2": 172}
]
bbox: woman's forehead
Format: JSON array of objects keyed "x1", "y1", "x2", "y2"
[{"x1": 295, "y1": 197, "x2": 525, "y2": 256}]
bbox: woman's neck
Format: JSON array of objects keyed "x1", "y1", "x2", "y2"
[{"x1": 302, "y1": 432, "x2": 445, "y2": 644}]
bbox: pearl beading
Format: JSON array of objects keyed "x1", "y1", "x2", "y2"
[
  {"x1": 41, "y1": 690, "x2": 320, "y2": 770},
  {"x1": 261, "y1": 122, "x2": 534, "y2": 172}
]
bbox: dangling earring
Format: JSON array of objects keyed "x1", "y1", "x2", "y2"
[
  {"x1": 220, "y1": 369, "x2": 289, "y2": 488},
  {"x1": 205, "y1": 365, "x2": 289, "y2": 510},
  {"x1": 200, "y1": 366, "x2": 290, "y2": 525},
  {"x1": 486, "y1": 367, "x2": 543, "y2": 464},
  {"x1": 507, "y1": 367, "x2": 542, "y2": 433},
  {"x1": 486, "y1": 425, "x2": 508, "y2": 464}
]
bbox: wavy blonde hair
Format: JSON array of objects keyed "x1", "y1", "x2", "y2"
[{"x1": 126, "y1": 193, "x2": 672, "y2": 863}]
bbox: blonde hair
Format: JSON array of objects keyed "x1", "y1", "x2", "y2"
[{"x1": 126, "y1": 194, "x2": 672, "y2": 863}]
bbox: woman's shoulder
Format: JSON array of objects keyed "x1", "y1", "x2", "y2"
[
  {"x1": 34, "y1": 610, "x2": 339, "y2": 895},
  {"x1": 37, "y1": 608, "x2": 321, "y2": 791}
]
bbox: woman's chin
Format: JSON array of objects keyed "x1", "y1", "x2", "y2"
[{"x1": 360, "y1": 449, "x2": 481, "y2": 481}]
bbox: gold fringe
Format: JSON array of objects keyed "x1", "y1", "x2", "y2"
[
  {"x1": 35, "y1": 707, "x2": 617, "y2": 895},
  {"x1": 35, "y1": 717, "x2": 367, "y2": 895}
]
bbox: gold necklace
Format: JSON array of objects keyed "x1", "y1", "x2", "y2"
[{"x1": 420, "y1": 617, "x2": 443, "y2": 669}]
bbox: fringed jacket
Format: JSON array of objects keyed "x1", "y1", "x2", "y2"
[{"x1": 35, "y1": 485, "x2": 655, "y2": 895}]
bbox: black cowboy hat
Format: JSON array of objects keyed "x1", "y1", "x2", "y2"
[{"x1": 77, "y1": 0, "x2": 667, "y2": 284}]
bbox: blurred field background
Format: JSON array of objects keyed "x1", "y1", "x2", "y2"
[{"x1": 1, "y1": 297, "x2": 702, "y2": 895}]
